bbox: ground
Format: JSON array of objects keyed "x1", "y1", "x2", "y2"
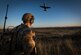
[{"x1": 0, "y1": 27, "x2": 81, "y2": 55}]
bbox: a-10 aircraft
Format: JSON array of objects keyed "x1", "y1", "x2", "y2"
[{"x1": 40, "y1": 3, "x2": 51, "y2": 11}]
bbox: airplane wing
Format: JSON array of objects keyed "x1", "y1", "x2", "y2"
[
  {"x1": 46, "y1": 7, "x2": 51, "y2": 8},
  {"x1": 40, "y1": 6, "x2": 45, "y2": 8}
]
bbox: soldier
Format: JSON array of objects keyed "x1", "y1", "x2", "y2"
[{"x1": 11, "y1": 13, "x2": 35, "y2": 55}]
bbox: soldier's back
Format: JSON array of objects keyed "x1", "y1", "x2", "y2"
[{"x1": 11, "y1": 24, "x2": 35, "y2": 55}]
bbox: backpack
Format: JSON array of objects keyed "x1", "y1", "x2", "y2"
[{"x1": 9, "y1": 24, "x2": 31, "y2": 54}]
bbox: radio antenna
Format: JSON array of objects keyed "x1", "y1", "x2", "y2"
[{"x1": 3, "y1": 4, "x2": 9, "y2": 33}]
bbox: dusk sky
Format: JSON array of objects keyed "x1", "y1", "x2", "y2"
[{"x1": 0, "y1": 0, "x2": 81, "y2": 28}]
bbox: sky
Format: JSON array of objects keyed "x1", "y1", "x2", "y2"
[{"x1": 0, "y1": 0, "x2": 81, "y2": 29}]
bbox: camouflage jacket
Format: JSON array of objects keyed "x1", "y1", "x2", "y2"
[{"x1": 11, "y1": 24, "x2": 32, "y2": 51}]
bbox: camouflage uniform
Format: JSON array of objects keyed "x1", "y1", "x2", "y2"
[{"x1": 11, "y1": 23, "x2": 35, "y2": 55}]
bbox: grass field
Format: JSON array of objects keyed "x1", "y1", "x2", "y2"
[{"x1": 0, "y1": 27, "x2": 81, "y2": 55}]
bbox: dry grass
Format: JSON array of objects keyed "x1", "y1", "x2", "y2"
[
  {"x1": 35, "y1": 37, "x2": 80, "y2": 55},
  {"x1": 0, "y1": 27, "x2": 81, "y2": 55}
]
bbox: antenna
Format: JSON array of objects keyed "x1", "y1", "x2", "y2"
[{"x1": 3, "y1": 4, "x2": 9, "y2": 33}]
